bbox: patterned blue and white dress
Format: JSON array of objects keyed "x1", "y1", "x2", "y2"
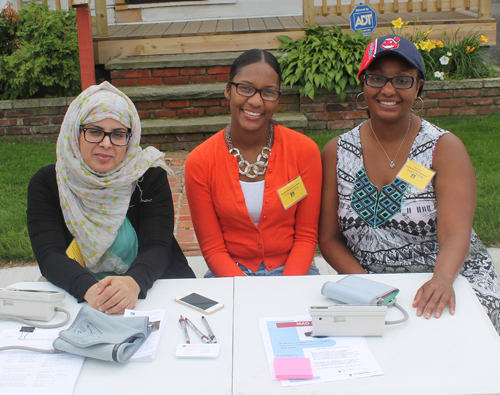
[{"x1": 337, "y1": 119, "x2": 500, "y2": 334}]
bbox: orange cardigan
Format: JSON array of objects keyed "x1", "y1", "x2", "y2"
[{"x1": 185, "y1": 125, "x2": 322, "y2": 277}]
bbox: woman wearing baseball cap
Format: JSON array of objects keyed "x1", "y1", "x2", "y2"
[{"x1": 319, "y1": 35, "x2": 500, "y2": 333}]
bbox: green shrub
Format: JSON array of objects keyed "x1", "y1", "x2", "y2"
[
  {"x1": 0, "y1": 2, "x2": 19, "y2": 57},
  {"x1": 0, "y1": 1, "x2": 81, "y2": 100},
  {"x1": 277, "y1": 26, "x2": 371, "y2": 101},
  {"x1": 391, "y1": 17, "x2": 498, "y2": 81}
]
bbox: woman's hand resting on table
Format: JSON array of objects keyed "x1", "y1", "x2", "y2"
[
  {"x1": 412, "y1": 274, "x2": 456, "y2": 319},
  {"x1": 84, "y1": 276, "x2": 140, "y2": 314}
]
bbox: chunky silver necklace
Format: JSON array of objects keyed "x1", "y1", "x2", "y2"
[
  {"x1": 225, "y1": 122, "x2": 273, "y2": 179},
  {"x1": 369, "y1": 118, "x2": 411, "y2": 169}
]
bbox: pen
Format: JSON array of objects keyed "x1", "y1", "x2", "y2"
[
  {"x1": 179, "y1": 315, "x2": 190, "y2": 344},
  {"x1": 185, "y1": 318, "x2": 210, "y2": 343},
  {"x1": 201, "y1": 316, "x2": 217, "y2": 343}
]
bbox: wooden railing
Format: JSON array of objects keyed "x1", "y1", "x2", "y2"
[{"x1": 302, "y1": 0, "x2": 492, "y2": 26}]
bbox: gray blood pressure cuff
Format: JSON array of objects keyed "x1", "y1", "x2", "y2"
[
  {"x1": 53, "y1": 305, "x2": 153, "y2": 362},
  {"x1": 321, "y1": 275, "x2": 399, "y2": 306}
]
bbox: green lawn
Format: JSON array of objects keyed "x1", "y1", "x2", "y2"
[
  {"x1": 1, "y1": 114, "x2": 499, "y2": 264},
  {"x1": 0, "y1": 140, "x2": 56, "y2": 263}
]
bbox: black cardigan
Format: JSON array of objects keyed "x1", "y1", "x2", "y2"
[{"x1": 27, "y1": 165, "x2": 195, "y2": 302}]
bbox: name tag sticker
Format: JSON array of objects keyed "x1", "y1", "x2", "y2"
[
  {"x1": 277, "y1": 175, "x2": 308, "y2": 210},
  {"x1": 66, "y1": 238, "x2": 86, "y2": 267},
  {"x1": 397, "y1": 159, "x2": 436, "y2": 190}
]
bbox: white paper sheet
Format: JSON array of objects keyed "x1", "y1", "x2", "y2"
[
  {"x1": 0, "y1": 328, "x2": 84, "y2": 395},
  {"x1": 259, "y1": 316, "x2": 384, "y2": 387},
  {"x1": 124, "y1": 309, "x2": 167, "y2": 362}
]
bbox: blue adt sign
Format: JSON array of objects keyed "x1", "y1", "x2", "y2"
[{"x1": 349, "y1": 5, "x2": 377, "y2": 36}]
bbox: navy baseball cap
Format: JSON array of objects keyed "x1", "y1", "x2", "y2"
[{"x1": 358, "y1": 35, "x2": 425, "y2": 95}]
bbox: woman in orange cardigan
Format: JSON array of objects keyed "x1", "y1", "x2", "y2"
[{"x1": 185, "y1": 49, "x2": 322, "y2": 277}]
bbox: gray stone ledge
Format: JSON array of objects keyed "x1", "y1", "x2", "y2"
[
  {"x1": 0, "y1": 101, "x2": 13, "y2": 110},
  {"x1": 441, "y1": 79, "x2": 484, "y2": 89},
  {"x1": 39, "y1": 97, "x2": 71, "y2": 107},
  {"x1": 121, "y1": 83, "x2": 299, "y2": 101},
  {"x1": 105, "y1": 51, "x2": 283, "y2": 71},
  {"x1": 141, "y1": 112, "x2": 307, "y2": 135},
  {"x1": 483, "y1": 78, "x2": 500, "y2": 88},
  {"x1": 121, "y1": 83, "x2": 226, "y2": 101},
  {"x1": 13, "y1": 99, "x2": 41, "y2": 109},
  {"x1": 423, "y1": 81, "x2": 442, "y2": 90}
]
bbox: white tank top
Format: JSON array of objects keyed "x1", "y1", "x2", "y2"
[{"x1": 239, "y1": 180, "x2": 265, "y2": 226}]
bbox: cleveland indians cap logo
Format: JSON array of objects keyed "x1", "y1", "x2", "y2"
[{"x1": 380, "y1": 37, "x2": 401, "y2": 50}]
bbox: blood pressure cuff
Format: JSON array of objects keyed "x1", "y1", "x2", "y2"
[
  {"x1": 322, "y1": 276, "x2": 399, "y2": 306},
  {"x1": 53, "y1": 305, "x2": 153, "y2": 362}
]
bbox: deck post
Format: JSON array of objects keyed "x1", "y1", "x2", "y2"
[
  {"x1": 302, "y1": 0, "x2": 315, "y2": 27},
  {"x1": 72, "y1": 0, "x2": 96, "y2": 91},
  {"x1": 478, "y1": 0, "x2": 491, "y2": 19},
  {"x1": 95, "y1": 0, "x2": 109, "y2": 37}
]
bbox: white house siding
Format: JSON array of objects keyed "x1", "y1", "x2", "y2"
[{"x1": 2, "y1": 0, "x2": 378, "y2": 23}]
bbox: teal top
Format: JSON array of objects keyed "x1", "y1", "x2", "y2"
[{"x1": 88, "y1": 217, "x2": 139, "y2": 280}]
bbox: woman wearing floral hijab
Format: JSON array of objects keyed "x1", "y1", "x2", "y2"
[{"x1": 27, "y1": 82, "x2": 194, "y2": 314}]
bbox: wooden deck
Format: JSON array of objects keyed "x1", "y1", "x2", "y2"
[{"x1": 94, "y1": 11, "x2": 496, "y2": 64}]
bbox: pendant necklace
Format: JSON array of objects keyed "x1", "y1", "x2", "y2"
[
  {"x1": 225, "y1": 122, "x2": 273, "y2": 179},
  {"x1": 370, "y1": 117, "x2": 412, "y2": 169}
]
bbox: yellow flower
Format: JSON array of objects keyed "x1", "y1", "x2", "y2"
[
  {"x1": 414, "y1": 42, "x2": 419, "y2": 50},
  {"x1": 418, "y1": 40, "x2": 436, "y2": 51},
  {"x1": 467, "y1": 46, "x2": 475, "y2": 53},
  {"x1": 437, "y1": 41, "x2": 444, "y2": 48},
  {"x1": 392, "y1": 18, "x2": 404, "y2": 29},
  {"x1": 480, "y1": 34, "x2": 488, "y2": 43},
  {"x1": 418, "y1": 41, "x2": 428, "y2": 51}
]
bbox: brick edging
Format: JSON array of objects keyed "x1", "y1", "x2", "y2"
[{"x1": 1, "y1": 78, "x2": 499, "y2": 146}]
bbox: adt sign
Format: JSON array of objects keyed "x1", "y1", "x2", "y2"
[{"x1": 350, "y1": 5, "x2": 377, "y2": 36}]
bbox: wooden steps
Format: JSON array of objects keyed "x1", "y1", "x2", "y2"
[{"x1": 107, "y1": 53, "x2": 306, "y2": 150}]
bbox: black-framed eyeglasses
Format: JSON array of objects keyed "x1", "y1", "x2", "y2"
[
  {"x1": 363, "y1": 74, "x2": 418, "y2": 89},
  {"x1": 229, "y1": 81, "x2": 281, "y2": 102},
  {"x1": 80, "y1": 127, "x2": 132, "y2": 146}
]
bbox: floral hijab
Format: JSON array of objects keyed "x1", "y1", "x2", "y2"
[{"x1": 56, "y1": 81, "x2": 170, "y2": 273}]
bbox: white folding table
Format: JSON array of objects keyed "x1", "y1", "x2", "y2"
[
  {"x1": 6, "y1": 278, "x2": 234, "y2": 395},
  {"x1": 232, "y1": 273, "x2": 500, "y2": 395}
]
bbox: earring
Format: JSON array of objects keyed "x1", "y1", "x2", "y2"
[
  {"x1": 411, "y1": 96, "x2": 424, "y2": 113},
  {"x1": 355, "y1": 92, "x2": 368, "y2": 110}
]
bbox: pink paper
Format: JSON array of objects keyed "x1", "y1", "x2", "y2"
[{"x1": 274, "y1": 357, "x2": 313, "y2": 380}]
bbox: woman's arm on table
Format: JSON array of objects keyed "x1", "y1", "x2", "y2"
[
  {"x1": 319, "y1": 137, "x2": 366, "y2": 274},
  {"x1": 96, "y1": 167, "x2": 177, "y2": 314},
  {"x1": 27, "y1": 166, "x2": 98, "y2": 302},
  {"x1": 185, "y1": 151, "x2": 246, "y2": 277},
  {"x1": 412, "y1": 133, "x2": 477, "y2": 318}
]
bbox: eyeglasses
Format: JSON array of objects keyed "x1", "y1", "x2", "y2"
[
  {"x1": 363, "y1": 74, "x2": 418, "y2": 89},
  {"x1": 229, "y1": 81, "x2": 281, "y2": 102},
  {"x1": 80, "y1": 127, "x2": 132, "y2": 146}
]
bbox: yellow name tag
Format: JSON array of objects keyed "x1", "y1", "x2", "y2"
[
  {"x1": 277, "y1": 175, "x2": 308, "y2": 210},
  {"x1": 66, "y1": 238, "x2": 86, "y2": 267},
  {"x1": 397, "y1": 159, "x2": 436, "y2": 191}
]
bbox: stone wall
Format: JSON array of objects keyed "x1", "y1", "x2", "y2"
[
  {"x1": 0, "y1": 97, "x2": 71, "y2": 142},
  {"x1": 1, "y1": 78, "x2": 499, "y2": 148},
  {"x1": 301, "y1": 78, "x2": 500, "y2": 131}
]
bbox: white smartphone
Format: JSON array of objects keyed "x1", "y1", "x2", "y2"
[{"x1": 174, "y1": 292, "x2": 224, "y2": 315}]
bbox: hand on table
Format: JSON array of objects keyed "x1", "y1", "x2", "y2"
[
  {"x1": 84, "y1": 276, "x2": 140, "y2": 315},
  {"x1": 412, "y1": 275, "x2": 456, "y2": 319}
]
